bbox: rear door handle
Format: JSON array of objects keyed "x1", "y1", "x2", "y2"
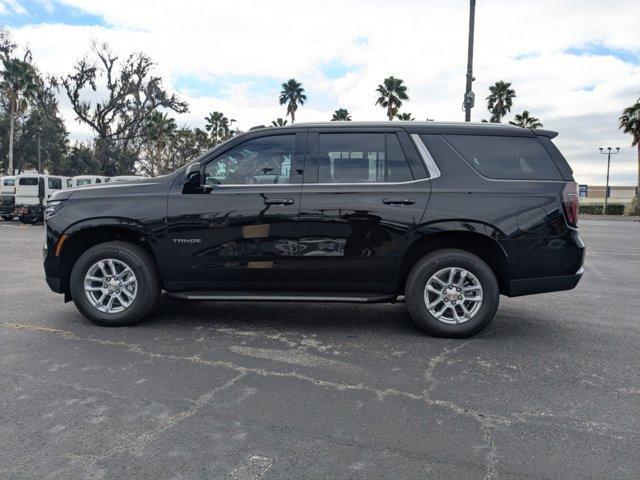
[
  {"x1": 264, "y1": 198, "x2": 294, "y2": 206},
  {"x1": 383, "y1": 198, "x2": 415, "y2": 206}
]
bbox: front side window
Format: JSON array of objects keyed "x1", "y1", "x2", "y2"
[
  {"x1": 444, "y1": 135, "x2": 562, "y2": 180},
  {"x1": 204, "y1": 134, "x2": 295, "y2": 185},
  {"x1": 318, "y1": 133, "x2": 413, "y2": 184},
  {"x1": 48, "y1": 178, "x2": 62, "y2": 190},
  {"x1": 19, "y1": 178, "x2": 39, "y2": 186},
  {"x1": 3, "y1": 179, "x2": 15, "y2": 186}
]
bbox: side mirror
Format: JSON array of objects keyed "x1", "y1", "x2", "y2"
[
  {"x1": 185, "y1": 163, "x2": 202, "y2": 185},
  {"x1": 183, "y1": 163, "x2": 205, "y2": 194}
]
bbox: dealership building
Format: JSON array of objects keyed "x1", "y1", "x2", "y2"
[{"x1": 578, "y1": 185, "x2": 638, "y2": 204}]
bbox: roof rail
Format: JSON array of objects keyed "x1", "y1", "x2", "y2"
[
  {"x1": 249, "y1": 125, "x2": 266, "y2": 131},
  {"x1": 532, "y1": 129, "x2": 558, "y2": 139}
]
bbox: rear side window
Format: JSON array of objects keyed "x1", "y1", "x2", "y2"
[
  {"x1": 3, "y1": 179, "x2": 15, "y2": 186},
  {"x1": 444, "y1": 135, "x2": 562, "y2": 180},
  {"x1": 318, "y1": 133, "x2": 413, "y2": 183},
  {"x1": 48, "y1": 178, "x2": 62, "y2": 189},
  {"x1": 19, "y1": 178, "x2": 39, "y2": 186}
]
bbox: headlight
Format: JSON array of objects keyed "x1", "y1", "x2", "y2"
[{"x1": 44, "y1": 200, "x2": 66, "y2": 218}]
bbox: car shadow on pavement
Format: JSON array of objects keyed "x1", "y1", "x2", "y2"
[
  {"x1": 145, "y1": 292, "x2": 427, "y2": 336},
  {"x1": 137, "y1": 293, "x2": 545, "y2": 341}
]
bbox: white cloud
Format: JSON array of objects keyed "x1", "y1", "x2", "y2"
[
  {"x1": 5, "y1": 0, "x2": 640, "y2": 184},
  {"x1": 0, "y1": 0, "x2": 27, "y2": 15}
]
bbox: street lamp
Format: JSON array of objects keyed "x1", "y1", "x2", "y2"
[
  {"x1": 463, "y1": 0, "x2": 476, "y2": 121},
  {"x1": 599, "y1": 147, "x2": 620, "y2": 214}
]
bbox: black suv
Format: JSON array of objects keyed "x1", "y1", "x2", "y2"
[{"x1": 43, "y1": 122, "x2": 584, "y2": 337}]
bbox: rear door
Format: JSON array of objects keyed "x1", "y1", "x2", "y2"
[
  {"x1": 297, "y1": 128, "x2": 430, "y2": 293},
  {"x1": 15, "y1": 176, "x2": 40, "y2": 205}
]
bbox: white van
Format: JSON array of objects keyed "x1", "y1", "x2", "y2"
[
  {"x1": 70, "y1": 175, "x2": 110, "y2": 188},
  {"x1": 0, "y1": 176, "x2": 16, "y2": 220},
  {"x1": 13, "y1": 174, "x2": 67, "y2": 223},
  {"x1": 109, "y1": 175, "x2": 148, "y2": 182}
]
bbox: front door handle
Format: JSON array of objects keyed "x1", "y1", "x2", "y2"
[
  {"x1": 264, "y1": 198, "x2": 295, "y2": 206},
  {"x1": 383, "y1": 198, "x2": 415, "y2": 206}
]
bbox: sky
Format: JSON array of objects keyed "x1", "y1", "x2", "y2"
[{"x1": 1, "y1": 0, "x2": 639, "y2": 185}]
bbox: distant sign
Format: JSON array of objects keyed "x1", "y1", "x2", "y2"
[{"x1": 579, "y1": 184, "x2": 588, "y2": 197}]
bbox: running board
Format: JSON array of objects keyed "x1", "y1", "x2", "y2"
[{"x1": 166, "y1": 291, "x2": 399, "y2": 303}]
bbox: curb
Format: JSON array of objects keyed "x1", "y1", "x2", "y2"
[{"x1": 581, "y1": 214, "x2": 640, "y2": 222}]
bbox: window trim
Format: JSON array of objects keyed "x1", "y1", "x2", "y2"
[{"x1": 411, "y1": 134, "x2": 441, "y2": 180}]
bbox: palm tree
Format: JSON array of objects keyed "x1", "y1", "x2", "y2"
[
  {"x1": 271, "y1": 118, "x2": 288, "y2": 127},
  {"x1": 619, "y1": 99, "x2": 640, "y2": 191},
  {"x1": 509, "y1": 110, "x2": 543, "y2": 129},
  {"x1": 486, "y1": 80, "x2": 516, "y2": 123},
  {"x1": 396, "y1": 112, "x2": 415, "y2": 121},
  {"x1": 204, "y1": 111, "x2": 236, "y2": 145},
  {"x1": 331, "y1": 108, "x2": 351, "y2": 121},
  {"x1": 279, "y1": 78, "x2": 306, "y2": 123},
  {"x1": 1, "y1": 56, "x2": 39, "y2": 174},
  {"x1": 376, "y1": 76, "x2": 409, "y2": 121},
  {"x1": 144, "y1": 111, "x2": 176, "y2": 176}
]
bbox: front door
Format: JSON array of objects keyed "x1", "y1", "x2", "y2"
[
  {"x1": 297, "y1": 129, "x2": 430, "y2": 293},
  {"x1": 163, "y1": 131, "x2": 306, "y2": 292}
]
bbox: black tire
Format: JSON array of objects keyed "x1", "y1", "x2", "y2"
[
  {"x1": 1, "y1": 215, "x2": 13, "y2": 221},
  {"x1": 69, "y1": 241, "x2": 161, "y2": 327},
  {"x1": 19, "y1": 215, "x2": 40, "y2": 224},
  {"x1": 405, "y1": 249, "x2": 499, "y2": 338}
]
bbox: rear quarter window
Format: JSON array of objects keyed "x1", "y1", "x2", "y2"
[
  {"x1": 19, "y1": 178, "x2": 39, "y2": 186},
  {"x1": 444, "y1": 135, "x2": 562, "y2": 180}
]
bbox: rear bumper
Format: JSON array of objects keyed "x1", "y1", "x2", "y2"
[{"x1": 508, "y1": 267, "x2": 584, "y2": 297}]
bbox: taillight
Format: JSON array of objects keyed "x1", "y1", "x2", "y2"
[{"x1": 561, "y1": 182, "x2": 578, "y2": 227}]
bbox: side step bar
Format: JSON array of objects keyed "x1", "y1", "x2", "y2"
[{"x1": 166, "y1": 291, "x2": 401, "y2": 303}]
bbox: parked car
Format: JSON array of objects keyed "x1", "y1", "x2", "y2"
[
  {"x1": 43, "y1": 122, "x2": 584, "y2": 337},
  {"x1": 70, "y1": 175, "x2": 110, "y2": 188},
  {"x1": 14, "y1": 174, "x2": 67, "y2": 224},
  {"x1": 0, "y1": 176, "x2": 17, "y2": 220}
]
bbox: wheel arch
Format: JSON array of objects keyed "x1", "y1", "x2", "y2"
[
  {"x1": 57, "y1": 219, "x2": 161, "y2": 297},
  {"x1": 396, "y1": 223, "x2": 509, "y2": 294}
]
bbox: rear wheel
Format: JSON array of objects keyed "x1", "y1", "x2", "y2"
[
  {"x1": 70, "y1": 241, "x2": 161, "y2": 326},
  {"x1": 405, "y1": 249, "x2": 499, "y2": 338},
  {"x1": 19, "y1": 215, "x2": 40, "y2": 224}
]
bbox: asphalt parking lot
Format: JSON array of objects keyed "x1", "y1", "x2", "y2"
[{"x1": 0, "y1": 219, "x2": 638, "y2": 479}]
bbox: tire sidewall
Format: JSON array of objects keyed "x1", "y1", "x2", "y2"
[
  {"x1": 406, "y1": 250, "x2": 499, "y2": 338},
  {"x1": 70, "y1": 243, "x2": 154, "y2": 326}
]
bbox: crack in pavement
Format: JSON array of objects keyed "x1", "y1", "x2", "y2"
[
  {"x1": 3, "y1": 321, "x2": 503, "y2": 478},
  {"x1": 66, "y1": 373, "x2": 247, "y2": 474}
]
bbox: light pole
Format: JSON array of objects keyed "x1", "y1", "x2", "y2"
[
  {"x1": 463, "y1": 0, "x2": 476, "y2": 121},
  {"x1": 599, "y1": 147, "x2": 620, "y2": 214}
]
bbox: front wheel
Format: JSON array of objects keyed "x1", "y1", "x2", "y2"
[
  {"x1": 69, "y1": 241, "x2": 161, "y2": 326},
  {"x1": 1, "y1": 215, "x2": 14, "y2": 221},
  {"x1": 405, "y1": 249, "x2": 500, "y2": 338}
]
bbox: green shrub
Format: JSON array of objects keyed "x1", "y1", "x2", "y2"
[
  {"x1": 627, "y1": 196, "x2": 640, "y2": 216},
  {"x1": 578, "y1": 203, "x2": 625, "y2": 215}
]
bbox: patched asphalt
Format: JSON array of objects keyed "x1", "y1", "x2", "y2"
[{"x1": 0, "y1": 219, "x2": 638, "y2": 479}]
